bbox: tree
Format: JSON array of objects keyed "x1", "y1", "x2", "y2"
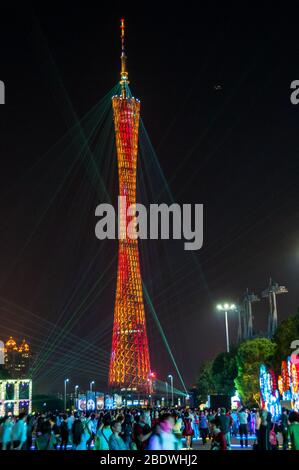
[
  {"x1": 273, "y1": 312, "x2": 299, "y2": 372},
  {"x1": 196, "y1": 361, "x2": 216, "y2": 403},
  {"x1": 234, "y1": 338, "x2": 276, "y2": 406},
  {"x1": 211, "y1": 350, "x2": 238, "y2": 396}
]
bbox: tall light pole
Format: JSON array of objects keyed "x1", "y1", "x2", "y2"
[
  {"x1": 168, "y1": 374, "x2": 174, "y2": 406},
  {"x1": 165, "y1": 381, "x2": 169, "y2": 406},
  {"x1": 74, "y1": 385, "x2": 79, "y2": 406},
  {"x1": 64, "y1": 378, "x2": 69, "y2": 410},
  {"x1": 90, "y1": 381, "x2": 95, "y2": 392},
  {"x1": 216, "y1": 303, "x2": 237, "y2": 353}
]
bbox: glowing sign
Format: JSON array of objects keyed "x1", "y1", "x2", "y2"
[
  {"x1": 291, "y1": 363, "x2": 299, "y2": 394},
  {"x1": 278, "y1": 375, "x2": 284, "y2": 396}
]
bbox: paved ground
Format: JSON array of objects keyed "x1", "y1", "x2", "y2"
[
  {"x1": 190, "y1": 435, "x2": 255, "y2": 450},
  {"x1": 184, "y1": 434, "x2": 286, "y2": 450}
]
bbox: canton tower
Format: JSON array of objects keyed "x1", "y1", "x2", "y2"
[{"x1": 109, "y1": 19, "x2": 152, "y2": 394}]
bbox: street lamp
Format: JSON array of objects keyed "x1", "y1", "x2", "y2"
[
  {"x1": 168, "y1": 374, "x2": 174, "y2": 406},
  {"x1": 64, "y1": 378, "x2": 69, "y2": 410},
  {"x1": 165, "y1": 381, "x2": 169, "y2": 406},
  {"x1": 216, "y1": 303, "x2": 237, "y2": 353},
  {"x1": 90, "y1": 381, "x2": 95, "y2": 392}
]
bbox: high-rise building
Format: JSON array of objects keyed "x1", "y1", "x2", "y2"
[
  {"x1": 109, "y1": 20, "x2": 152, "y2": 394},
  {"x1": 2, "y1": 336, "x2": 31, "y2": 379}
]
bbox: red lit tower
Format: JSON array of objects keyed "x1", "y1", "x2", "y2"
[{"x1": 109, "y1": 19, "x2": 152, "y2": 394}]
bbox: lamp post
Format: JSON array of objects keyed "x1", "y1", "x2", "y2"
[
  {"x1": 168, "y1": 374, "x2": 174, "y2": 406},
  {"x1": 74, "y1": 385, "x2": 79, "y2": 406},
  {"x1": 165, "y1": 381, "x2": 169, "y2": 406},
  {"x1": 90, "y1": 381, "x2": 95, "y2": 392},
  {"x1": 64, "y1": 378, "x2": 69, "y2": 410},
  {"x1": 216, "y1": 303, "x2": 236, "y2": 353}
]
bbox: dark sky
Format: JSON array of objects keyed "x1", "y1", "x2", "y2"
[{"x1": 1, "y1": 3, "x2": 299, "y2": 394}]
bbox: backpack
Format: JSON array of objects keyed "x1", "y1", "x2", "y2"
[{"x1": 269, "y1": 424, "x2": 277, "y2": 446}]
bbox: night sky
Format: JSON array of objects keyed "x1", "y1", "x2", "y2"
[{"x1": 1, "y1": 4, "x2": 299, "y2": 394}]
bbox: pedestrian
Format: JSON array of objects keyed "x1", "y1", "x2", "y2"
[
  {"x1": 121, "y1": 413, "x2": 134, "y2": 449},
  {"x1": 72, "y1": 414, "x2": 84, "y2": 450},
  {"x1": 280, "y1": 408, "x2": 289, "y2": 450},
  {"x1": 35, "y1": 419, "x2": 56, "y2": 450},
  {"x1": 218, "y1": 408, "x2": 231, "y2": 449},
  {"x1": 25, "y1": 415, "x2": 35, "y2": 450},
  {"x1": 147, "y1": 413, "x2": 180, "y2": 450},
  {"x1": 210, "y1": 418, "x2": 227, "y2": 450},
  {"x1": 182, "y1": 411, "x2": 194, "y2": 449},
  {"x1": 288, "y1": 411, "x2": 299, "y2": 450},
  {"x1": 60, "y1": 414, "x2": 69, "y2": 450},
  {"x1": 193, "y1": 411, "x2": 199, "y2": 440},
  {"x1": 0, "y1": 416, "x2": 13, "y2": 450},
  {"x1": 259, "y1": 407, "x2": 272, "y2": 450},
  {"x1": 173, "y1": 412, "x2": 183, "y2": 441},
  {"x1": 11, "y1": 413, "x2": 27, "y2": 450},
  {"x1": 109, "y1": 420, "x2": 128, "y2": 450},
  {"x1": 238, "y1": 407, "x2": 248, "y2": 448},
  {"x1": 199, "y1": 411, "x2": 209, "y2": 445},
  {"x1": 94, "y1": 414, "x2": 112, "y2": 450},
  {"x1": 133, "y1": 412, "x2": 152, "y2": 450}
]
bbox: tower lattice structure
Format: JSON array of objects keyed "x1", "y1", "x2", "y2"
[{"x1": 109, "y1": 19, "x2": 151, "y2": 393}]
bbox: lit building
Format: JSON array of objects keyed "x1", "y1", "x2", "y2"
[
  {"x1": 109, "y1": 19, "x2": 152, "y2": 395},
  {"x1": 3, "y1": 336, "x2": 31, "y2": 379},
  {"x1": 0, "y1": 379, "x2": 32, "y2": 416}
]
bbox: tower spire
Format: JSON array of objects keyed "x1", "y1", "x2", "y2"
[{"x1": 120, "y1": 18, "x2": 129, "y2": 98}]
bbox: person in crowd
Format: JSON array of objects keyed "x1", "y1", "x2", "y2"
[
  {"x1": 182, "y1": 411, "x2": 194, "y2": 449},
  {"x1": 288, "y1": 411, "x2": 299, "y2": 450},
  {"x1": 259, "y1": 407, "x2": 272, "y2": 450},
  {"x1": 67, "y1": 412, "x2": 74, "y2": 445},
  {"x1": 269, "y1": 418, "x2": 279, "y2": 450},
  {"x1": 86, "y1": 413, "x2": 96, "y2": 450},
  {"x1": 280, "y1": 408, "x2": 289, "y2": 450},
  {"x1": 210, "y1": 418, "x2": 227, "y2": 450},
  {"x1": 49, "y1": 415, "x2": 60, "y2": 449},
  {"x1": 133, "y1": 412, "x2": 152, "y2": 450},
  {"x1": 72, "y1": 414, "x2": 84, "y2": 450},
  {"x1": 0, "y1": 415, "x2": 14, "y2": 450},
  {"x1": 151, "y1": 410, "x2": 160, "y2": 430},
  {"x1": 218, "y1": 408, "x2": 231, "y2": 449},
  {"x1": 172, "y1": 412, "x2": 183, "y2": 441},
  {"x1": 255, "y1": 409, "x2": 261, "y2": 444},
  {"x1": 193, "y1": 411, "x2": 199, "y2": 440},
  {"x1": 75, "y1": 415, "x2": 91, "y2": 450},
  {"x1": 147, "y1": 413, "x2": 180, "y2": 450},
  {"x1": 11, "y1": 413, "x2": 27, "y2": 450},
  {"x1": 109, "y1": 420, "x2": 128, "y2": 450},
  {"x1": 231, "y1": 409, "x2": 239, "y2": 437},
  {"x1": 94, "y1": 413, "x2": 112, "y2": 450},
  {"x1": 238, "y1": 407, "x2": 248, "y2": 448},
  {"x1": 207, "y1": 409, "x2": 215, "y2": 438},
  {"x1": 199, "y1": 411, "x2": 209, "y2": 445},
  {"x1": 35, "y1": 418, "x2": 56, "y2": 450},
  {"x1": 121, "y1": 413, "x2": 134, "y2": 449},
  {"x1": 249, "y1": 409, "x2": 256, "y2": 435},
  {"x1": 60, "y1": 414, "x2": 69, "y2": 450},
  {"x1": 25, "y1": 415, "x2": 35, "y2": 450}
]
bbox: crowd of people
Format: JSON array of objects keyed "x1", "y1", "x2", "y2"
[{"x1": 0, "y1": 406, "x2": 299, "y2": 451}]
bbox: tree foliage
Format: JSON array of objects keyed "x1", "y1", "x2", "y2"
[
  {"x1": 211, "y1": 351, "x2": 238, "y2": 396},
  {"x1": 272, "y1": 312, "x2": 299, "y2": 372},
  {"x1": 196, "y1": 361, "x2": 216, "y2": 403},
  {"x1": 234, "y1": 338, "x2": 276, "y2": 406}
]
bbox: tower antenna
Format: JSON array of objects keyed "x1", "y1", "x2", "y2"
[{"x1": 120, "y1": 18, "x2": 129, "y2": 97}]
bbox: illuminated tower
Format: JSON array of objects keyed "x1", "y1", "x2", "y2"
[{"x1": 109, "y1": 19, "x2": 152, "y2": 393}]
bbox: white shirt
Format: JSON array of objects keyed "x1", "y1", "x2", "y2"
[{"x1": 148, "y1": 431, "x2": 180, "y2": 450}]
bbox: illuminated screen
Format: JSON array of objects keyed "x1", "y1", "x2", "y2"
[
  {"x1": 19, "y1": 382, "x2": 29, "y2": 400},
  {"x1": 5, "y1": 383, "x2": 14, "y2": 400}
]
